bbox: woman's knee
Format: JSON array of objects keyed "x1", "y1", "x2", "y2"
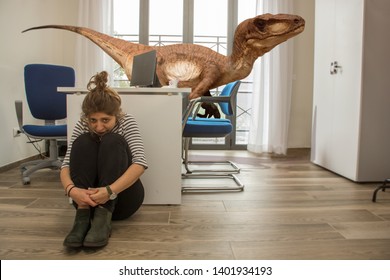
[
  {"x1": 112, "y1": 181, "x2": 144, "y2": 220},
  {"x1": 98, "y1": 133, "x2": 132, "y2": 165},
  {"x1": 71, "y1": 133, "x2": 98, "y2": 153},
  {"x1": 100, "y1": 133, "x2": 127, "y2": 148},
  {"x1": 70, "y1": 133, "x2": 99, "y2": 183}
]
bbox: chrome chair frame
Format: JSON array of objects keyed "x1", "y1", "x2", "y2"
[
  {"x1": 372, "y1": 178, "x2": 390, "y2": 202},
  {"x1": 181, "y1": 81, "x2": 244, "y2": 192}
]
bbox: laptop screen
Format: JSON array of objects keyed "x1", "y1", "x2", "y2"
[{"x1": 130, "y1": 50, "x2": 161, "y2": 87}]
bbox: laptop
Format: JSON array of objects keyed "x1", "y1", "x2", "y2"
[{"x1": 130, "y1": 50, "x2": 161, "y2": 87}]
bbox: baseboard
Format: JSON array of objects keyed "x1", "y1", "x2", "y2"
[{"x1": 0, "y1": 155, "x2": 43, "y2": 173}]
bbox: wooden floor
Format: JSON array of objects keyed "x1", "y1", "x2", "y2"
[{"x1": 0, "y1": 149, "x2": 389, "y2": 260}]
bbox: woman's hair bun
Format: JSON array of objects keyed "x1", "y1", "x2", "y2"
[{"x1": 87, "y1": 71, "x2": 109, "y2": 92}]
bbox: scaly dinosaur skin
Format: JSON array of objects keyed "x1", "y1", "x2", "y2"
[{"x1": 23, "y1": 13, "x2": 305, "y2": 99}]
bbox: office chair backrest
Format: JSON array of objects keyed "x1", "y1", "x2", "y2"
[
  {"x1": 24, "y1": 64, "x2": 75, "y2": 120},
  {"x1": 219, "y1": 80, "x2": 241, "y2": 116}
]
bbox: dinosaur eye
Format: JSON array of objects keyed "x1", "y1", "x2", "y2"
[{"x1": 255, "y1": 19, "x2": 267, "y2": 32}]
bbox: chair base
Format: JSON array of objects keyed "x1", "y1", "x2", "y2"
[
  {"x1": 20, "y1": 158, "x2": 62, "y2": 185},
  {"x1": 19, "y1": 139, "x2": 63, "y2": 184},
  {"x1": 182, "y1": 159, "x2": 244, "y2": 192},
  {"x1": 181, "y1": 137, "x2": 244, "y2": 192},
  {"x1": 182, "y1": 172, "x2": 244, "y2": 192},
  {"x1": 372, "y1": 179, "x2": 390, "y2": 202},
  {"x1": 184, "y1": 159, "x2": 241, "y2": 174}
]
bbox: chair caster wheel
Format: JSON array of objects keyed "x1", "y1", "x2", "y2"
[{"x1": 22, "y1": 177, "x2": 30, "y2": 185}]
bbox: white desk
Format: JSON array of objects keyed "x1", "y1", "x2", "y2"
[{"x1": 59, "y1": 87, "x2": 191, "y2": 205}]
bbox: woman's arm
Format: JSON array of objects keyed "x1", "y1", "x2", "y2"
[
  {"x1": 88, "y1": 163, "x2": 145, "y2": 205},
  {"x1": 60, "y1": 167, "x2": 98, "y2": 207}
]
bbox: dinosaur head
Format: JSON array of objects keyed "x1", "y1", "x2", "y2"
[{"x1": 233, "y1": 13, "x2": 305, "y2": 59}]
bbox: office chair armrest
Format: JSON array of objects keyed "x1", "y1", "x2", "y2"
[
  {"x1": 193, "y1": 102, "x2": 203, "y2": 118},
  {"x1": 199, "y1": 96, "x2": 230, "y2": 104},
  {"x1": 190, "y1": 96, "x2": 230, "y2": 121},
  {"x1": 15, "y1": 100, "x2": 24, "y2": 132},
  {"x1": 182, "y1": 97, "x2": 201, "y2": 121},
  {"x1": 182, "y1": 97, "x2": 204, "y2": 131}
]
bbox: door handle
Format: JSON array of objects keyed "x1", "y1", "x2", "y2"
[{"x1": 330, "y1": 61, "x2": 342, "y2": 75}]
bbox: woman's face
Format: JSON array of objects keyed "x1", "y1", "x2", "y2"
[{"x1": 87, "y1": 112, "x2": 116, "y2": 136}]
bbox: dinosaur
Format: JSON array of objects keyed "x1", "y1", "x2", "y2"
[{"x1": 23, "y1": 13, "x2": 305, "y2": 99}]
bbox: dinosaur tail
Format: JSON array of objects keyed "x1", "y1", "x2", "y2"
[{"x1": 22, "y1": 25, "x2": 151, "y2": 69}]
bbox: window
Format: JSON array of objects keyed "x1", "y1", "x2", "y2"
[
  {"x1": 113, "y1": 0, "x2": 139, "y2": 86},
  {"x1": 235, "y1": 0, "x2": 257, "y2": 145},
  {"x1": 150, "y1": 0, "x2": 183, "y2": 45},
  {"x1": 194, "y1": 0, "x2": 227, "y2": 55}
]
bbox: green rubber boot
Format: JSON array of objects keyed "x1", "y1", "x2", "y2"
[
  {"x1": 83, "y1": 207, "x2": 112, "y2": 247},
  {"x1": 63, "y1": 208, "x2": 91, "y2": 248}
]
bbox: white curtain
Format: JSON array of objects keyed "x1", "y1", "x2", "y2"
[
  {"x1": 75, "y1": 0, "x2": 114, "y2": 87},
  {"x1": 247, "y1": 0, "x2": 294, "y2": 155}
]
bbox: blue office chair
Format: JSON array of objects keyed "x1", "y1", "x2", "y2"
[
  {"x1": 15, "y1": 64, "x2": 75, "y2": 184},
  {"x1": 182, "y1": 80, "x2": 244, "y2": 191}
]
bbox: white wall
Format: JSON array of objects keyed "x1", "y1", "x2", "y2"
[
  {"x1": 0, "y1": 0, "x2": 78, "y2": 168},
  {"x1": 0, "y1": 0, "x2": 315, "y2": 168}
]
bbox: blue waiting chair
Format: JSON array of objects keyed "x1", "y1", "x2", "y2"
[
  {"x1": 181, "y1": 81, "x2": 244, "y2": 191},
  {"x1": 15, "y1": 64, "x2": 75, "y2": 184}
]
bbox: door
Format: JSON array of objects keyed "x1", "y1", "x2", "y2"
[
  {"x1": 312, "y1": 0, "x2": 337, "y2": 166},
  {"x1": 312, "y1": 0, "x2": 364, "y2": 179},
  {"x1": 329, "y1": 0, "x2": 364, "y2": 179}
]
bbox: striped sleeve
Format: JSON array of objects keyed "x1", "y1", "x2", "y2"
[{"x1": 119, "y1": 114, "x2": 148, "y2": 169}]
